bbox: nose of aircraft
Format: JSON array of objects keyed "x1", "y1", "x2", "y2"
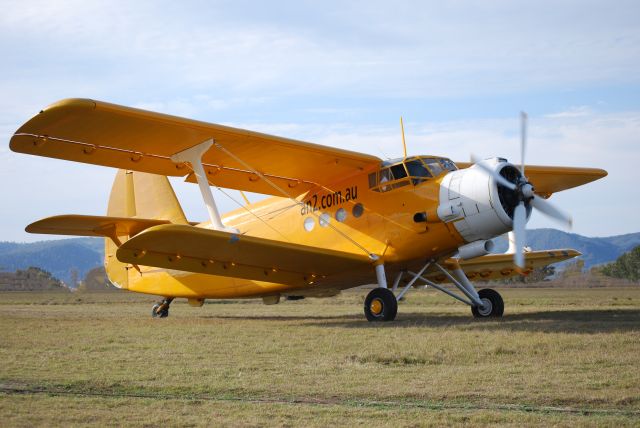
[{"x1": 438, "y1": 158, "x2": 525, "y2": 243}]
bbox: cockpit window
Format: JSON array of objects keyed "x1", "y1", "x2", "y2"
[
  {"x1": 389, "y1": 164, "x2": 407, "y2": 180},
  {"x1": 422, "y1": 159, "x2": 444, "y2": 177},
  {"x1": 368, "y1": 157, "x2": 457, "y2": 192},
  {"x1": 439, "y1": 158, "x2": 457, "y2": 171},
  {"x1": 405, "y1": 159, "x2": 432, "y2": 185}
]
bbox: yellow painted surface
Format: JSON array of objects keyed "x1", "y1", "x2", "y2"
[
  {"x1": 26, "y1": 215, "x2": 170, "y2": 239},
  {"x1": 10, "y1": 98, "x2": 379, "y2": 196},
  {"x1": 455, "y1": 162, "x2": 607, "y2": 197}
]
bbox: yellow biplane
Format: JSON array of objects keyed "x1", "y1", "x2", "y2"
[{"x1": 10, "y1": 99, "x2": 606, "y2": 321}]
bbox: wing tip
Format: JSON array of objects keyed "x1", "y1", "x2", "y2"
[{"x1": 44, "y1": 98, "x2": 97, "y2": 112}]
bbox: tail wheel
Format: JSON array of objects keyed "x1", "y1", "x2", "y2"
[
  {"x1": 471, "y1": 288, "x2": 504, "y2": 318},
  {"x1": 364, "y1": 288, "x2": 398, "y2": 322},
  {"x1": 151, "y1": 301, "x2": 170, "y2": 318}
]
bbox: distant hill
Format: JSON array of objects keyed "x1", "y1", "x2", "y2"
[
  {"x1": 0, "y1": 229, "x2": 638, "y2": 284},
  {"x1": 0, "y1": 266, "x2": 69, "y2": 291},
  {"x1": 0, "y1": 238, "x2": 103, "y2": 286},
  {"x1": 493, "y1": 229, "x2": 640, "y2": 268}
]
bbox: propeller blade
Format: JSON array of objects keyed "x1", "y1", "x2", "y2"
[
  {"x1": 470, "y1": 154, "x2": 517, "y2": 190},
  {"x1": 520, "y1": 111, "x2": 527, "y2": 176},
  {"x1": 513, "y1": 202, "x2": 527, "y2": 269},
  {"x1": 531, "y1": 195, "x2": 573, "y2": 229}
]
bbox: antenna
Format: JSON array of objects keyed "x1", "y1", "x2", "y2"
[{"x1": 400, "y1": 117, "x2": 407, "y2": 159}]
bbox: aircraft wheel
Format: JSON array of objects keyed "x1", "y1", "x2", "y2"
[
  {"x1": 364, "y1": 288, "x2": 398, "y2": 322},
  {"x1": 471, "y1": 289, "x2": 504, "y2": 318},
  {"x1": 151, "y1": 303, "x2": 169, "y2": 318}
]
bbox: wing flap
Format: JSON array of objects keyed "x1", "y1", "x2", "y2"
[
  {"x1": 424, "y1": 249, "x2": 580, "y2": 282},
  {"x1": 116, "y1": 224, "x2": 373, "y2": 286},
  {"x1": 26, "y1": 215, "x2": 170, "y2": 239},
  {"x1": 11, "y1": 99, "x2": 380, "y2": 195},
  {"x1": 456, "y1": 162, "x2": 607, "y2": 196}
]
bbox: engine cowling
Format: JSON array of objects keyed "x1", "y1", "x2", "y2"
[{"x1": 439, "y1": 158, "x2": 530, "y2": 243}]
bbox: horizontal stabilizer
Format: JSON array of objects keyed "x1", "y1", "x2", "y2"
[
  {"x1": 427, "y1": 249, "x2": 581, "y2": 283},
  {"x1": 117, "y1": 224, "x2": 372, "y2": 286},
  {"x1": 26, "y1": 215, "x2": 170, "y2": 240}
]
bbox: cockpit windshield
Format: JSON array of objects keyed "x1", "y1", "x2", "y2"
[{"x1": 369, "y1": 156, "x2": 457, "y2": 192}]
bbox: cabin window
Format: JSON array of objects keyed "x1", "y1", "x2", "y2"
[
  {"x1": 352, "y1": 203, "x2": 364, "y2": 217},
  {"x1": 303, "y1": 217, "x2": 315, "y2": 232},
  {"x1": 368, "y1": 172, "x2": 378, "y2": 188},
  {"x1": 369, "y1": 163, "x2": 410, "y2": 192}
]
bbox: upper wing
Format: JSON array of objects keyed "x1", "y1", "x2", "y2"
[
  {"x1": 424, "y1": 249, "x2": 580, "y2": 283},
  {"x1": 116, "y1": 224, "x2": 373, "y2": 287},
  {"x1": 456, "y1": 162, "x2": 607, "y2": 196},
  {"x1": 10, "y1": 99, "x2": 381, "y2": 196}
]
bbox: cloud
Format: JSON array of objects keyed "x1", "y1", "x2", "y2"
[
  {"x1": 2, "y1": 1, "x2": 639, "y2": 240},
  {"x1": 2, "y1": 1, "x2": 639, "y2": 100},
  {"x1": 545, "y1": 106, "x2": 595, "y2": 119}
]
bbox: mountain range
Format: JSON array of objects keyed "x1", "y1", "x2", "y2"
[
  {"x1": 492, "y1": 229, "x2": 640, "y2": 268},
  {"x1": 1, "y1": 229, "x2": 638, "y2": 286},
  {"x1": 0, "y1": 238, "x2": 103, "y2": 286}
]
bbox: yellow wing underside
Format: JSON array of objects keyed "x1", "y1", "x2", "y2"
[
  {"x1": 10, "y1": 99, "x2": 380, "y2": 197},
  {"x1": 455, "y1": 162, "x2": 606, "y2": 197},
  {"x1": 424, "y1": 250, "x2": 581, "y2": 283},
  {"x1": 116, "y1": 224, "x2": 374, "y2": 288}
]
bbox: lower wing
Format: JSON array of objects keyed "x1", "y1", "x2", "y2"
[
  {"x1": 425, "y1": 250, "x2": 580, "y2": 283},
  {"x1": 116, "y1": 224, "x2": 373, "y2": 287}
]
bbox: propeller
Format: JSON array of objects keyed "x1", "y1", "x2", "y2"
[
  {"x1": 473, "y1": 112, "x2": 572, "y2": 271},
  {"x1": 470, "y1": 153, "x2": 517, "y2": 190}
]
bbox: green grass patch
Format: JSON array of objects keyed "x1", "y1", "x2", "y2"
[{"x1": 1, "y1": 287, "x2": 639, "y2": 426}]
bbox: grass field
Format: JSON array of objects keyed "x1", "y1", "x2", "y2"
[{"x1": 1, "y1": 287, "x2": 639, "y2": 426}]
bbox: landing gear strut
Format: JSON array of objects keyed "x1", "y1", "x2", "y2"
[
  {"x1": 151, "y1": 297, "x2": 173, "y2": 318},
  {"x1": 366, "y1": 259, "x2": 506, "y2": 322}
]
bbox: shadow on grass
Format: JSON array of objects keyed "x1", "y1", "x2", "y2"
[
  {"x1": 207, "y1": 309, "x2": 640, "y2": 334},
  {"x1": 202, "y1": 314, "x2": 361, "y2": 322},
  {"x1": 335, "y1": 309, "x2": 640, "y2": 333}
]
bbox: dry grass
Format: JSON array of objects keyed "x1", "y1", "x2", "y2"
[{"x1": 1, "y1": 287, "x2": 639, "y2": 426}]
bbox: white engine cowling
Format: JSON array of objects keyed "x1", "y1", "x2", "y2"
[{"x1": 439, "y1": 158, "x2": 530, "y2": 243}]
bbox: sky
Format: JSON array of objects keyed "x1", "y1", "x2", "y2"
[{"x1": 1, "y1": 0, "x2": 639, "y2": 242}]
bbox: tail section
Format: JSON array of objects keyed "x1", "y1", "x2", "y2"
[
  {"x1": 25, "y1": 170, "x2": 189, "y2": 290},
  {"x1": 105, "y1": 170, "x2": 188, "y2": 289},
  {"x1": 106, "y1": 170, "x2": 187, "y2": 223}
]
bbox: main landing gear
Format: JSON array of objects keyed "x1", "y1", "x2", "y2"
[
  {"x1": 151, "y1": 297, "x2": 173, "y2": 318},
  {"x1": 364, "y1": 260, "x2": 504, "y2": 322},
  {"x1": 471, "y1": 289, "x2": 504, "y2": 318},
  {"x1": 364, "y1": 288, "x2": 398, "y2": 321}
]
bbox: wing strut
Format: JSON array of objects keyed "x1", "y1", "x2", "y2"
[{"x1": 171, "y1": 139, "x2": 237, "y2": 233}]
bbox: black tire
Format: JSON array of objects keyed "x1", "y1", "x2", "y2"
[
  {"x1": 364, "y1": 288, "x2": 398, "y2": 322},
  {"x1": 151, "y1": 303, "x2": 169, "y2": 318},
  {"x1": 471, "y1": 289, "x2": 504, "y2": 318}
]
